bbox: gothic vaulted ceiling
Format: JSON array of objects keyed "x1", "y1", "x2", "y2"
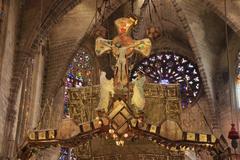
[{"x1": 18, "y1": 0, "x2": 240, "y2": 129}]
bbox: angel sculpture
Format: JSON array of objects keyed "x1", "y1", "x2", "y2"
[
  {"x1": 131, "y1": 70, "x2": 146, "y2": 114},
  {"x1": 96, "y1": 71, "x2": 115, "y2": 112}
]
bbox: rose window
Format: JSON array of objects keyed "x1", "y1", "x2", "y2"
[{"x1": 132, "y1": 50, "x2": 202, "y2": 107}]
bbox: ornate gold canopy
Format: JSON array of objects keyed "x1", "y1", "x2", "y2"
[
  {"x1": 21, "y1": 83, "x2": 229, "y2": 159},
  {"x1": 18, "y1": 17, "x2": 230, "y2": 160}
]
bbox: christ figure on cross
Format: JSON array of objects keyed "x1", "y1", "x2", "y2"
[{"x1": 95, "y1": 17, "x2": 152, "y2": 88}]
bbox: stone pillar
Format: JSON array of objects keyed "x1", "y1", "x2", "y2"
[
  {"x1": 9, "y1": 81, "x2": 23, "y2": 157},
  {"x1": 5, "y1": 56, "x2": 34, "y2": 159},
  {"x1": 28, "y1": 52, "x2": 45, "y2": 130},
  {"x1": 0, "y1": 46, "x2": 36, "y2": 159},
  {"x1": 0, "y1": 0, "x2": 20, "y2": 158},
  {"x1": 19, "y1": 62, "x2": 34, "y2": 138},
  {"x1": 0, "y1": 0, "x2": 9, "y2": 78}
]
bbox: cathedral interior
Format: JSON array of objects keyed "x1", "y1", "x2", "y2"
[{"x1": 1, "y1": 0, "x2": 240, "y2": 159}]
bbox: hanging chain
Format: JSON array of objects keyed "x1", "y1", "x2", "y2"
[
  {"x1": 151, "y1": 0, "x2": 164, "y2": 34},
  {"x1": 224, "y1": 0, "x2": 234, "y2": 124},
  {"x1": 148, "y1": 0, "x2": 152, "y2": 23},
  {"x1": 130, "y1": 0, "x2": 134, "y2": 13}
]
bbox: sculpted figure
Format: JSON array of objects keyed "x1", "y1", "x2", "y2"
[
  {"x1": 95, "y1": 17, "x2": 151, "y2": 113},
  {"x1": 131, "y1": 71, "x2": 146, "y2": 113},
  {"x1": 96, "y1": 71, "x2": 115, "y2": 112},
  {"x1": 95, "y1": 17, "x2": 151, "y2": 88}
]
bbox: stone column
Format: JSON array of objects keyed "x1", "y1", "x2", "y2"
[
  {"x1": 0, "y1": 0, "x2": 22, "y2": 157},
  {"x1": 0, "y1": 0, "x2": 9, "y2": 79},
  {"x1": 28, "y1": 52, "x2": 45, "y2": 130},
  {"x1": 1, "y1": 50, "x2": 34, "y2": 159},
  {"x1": 5, "y1": 81, "x2": 23, "y2": 159}
]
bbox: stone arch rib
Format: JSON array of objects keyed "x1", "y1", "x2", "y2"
[
  {"x1": 42, "y1": 0, "x2": 128, "y2": 103},
  {"x1": 22, "y1": 0, "x2": 83, "y2": 50},
  {"x1": 171, "y1": 0, "x2": 219, "y2": 131},
  {"x1": 202, "y1": 0, "x2": 240, "y2": 36}
]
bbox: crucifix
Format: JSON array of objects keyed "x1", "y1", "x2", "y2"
[{"x1": 95, "y1": 17, "x2": 152, "y2": 88}]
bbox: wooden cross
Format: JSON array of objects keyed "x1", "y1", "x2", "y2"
[{"x1": 95, "y1": 17, "x2": 151, "y2": 87}]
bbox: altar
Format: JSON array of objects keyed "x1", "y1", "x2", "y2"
[{"x1": 19, "y1": 17, "x2": 230, "y2": 160}]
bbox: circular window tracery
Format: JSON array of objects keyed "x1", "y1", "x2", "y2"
[{"x1": 131, "y1": 50, "x2": 202, "y2": 107}]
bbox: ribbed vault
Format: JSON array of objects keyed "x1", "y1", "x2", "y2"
[
  {"x1": 19, "y1": 0, "x2": 240, "y2": 133},
  {"x1": 42, "y1": 0, "x2": 128, "y2": 101},
  {"x1": 202, "y1": 0, "x2": 240, "y2": 35},
  {"x1": 133, "y1": 0, "x2": 228, "y2": 130}
]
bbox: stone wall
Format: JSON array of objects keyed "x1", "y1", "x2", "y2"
[
  {"x1": 0, "y1": 0, "x2": 20, "y2": 156},
  {"x1": 174, "y1": 0, "x2": 226, "y2": 130},
  {"x1": 181, "y1": 96, "x2": 213, "y2": 134},
  {"x1": 216, "y1": 33, "x2": 240, "y2": 153}
]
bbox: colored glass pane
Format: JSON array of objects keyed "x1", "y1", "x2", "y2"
[
  {"x1": 59, "y1": 48, "x2": 92, "y2": 159},
  {"x1": 131, "y1": 51, "x2": 202, "y2": 107}
]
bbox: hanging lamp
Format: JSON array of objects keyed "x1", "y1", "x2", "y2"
[{"x1": 228, "y1": 124, "x2": 239, "y2": 149}]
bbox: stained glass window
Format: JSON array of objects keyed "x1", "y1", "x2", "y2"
[
  {"x1": 59, "y1": 48, "x2": 92, "y2": 160},
  {"x1": 131, "y1": 50, "x2": 202, "y2": 107},
  {"x1": 236, "y1": 52, "x2": 240, "y2": 108},
  {"x1": 64, "y1": 48, "x2": 93, "y2": 116},
  {"x1": 58, "y1": 148, "x2": 72, "y2": 160}
]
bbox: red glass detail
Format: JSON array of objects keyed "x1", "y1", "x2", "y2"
[
  {"x1": 228, "y1": 123, "x2": 239, "y2": 140},
  {"x1": 119, "y1": 28, "x2": 126, "y2": 34}
]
